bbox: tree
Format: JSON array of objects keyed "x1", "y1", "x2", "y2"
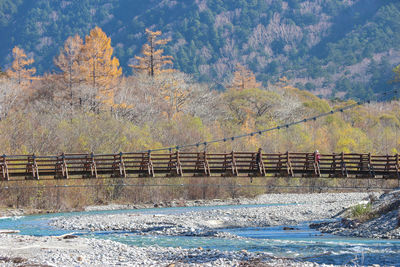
[
  {"x1": 54, "y1": 35, "x2": 84, "y2": 106},
  {"x1": 81, "y1": 27, "x2": 122, "y2": 105},
  {"x1": 223, "y1": 88, "x2": 281, "y2": 125},
  {"x1": 6, "y1": 46, "x2": 36, "y2": 86},
  {"x1": 0, "y1": 78, "x2": 20, "y2": 119},
  {"x1": 158, "y1": 72, "x2": 193, "y2": 119},
  {"x1": 393, "y1": 64, "x2": 400, "y2": 83},
  {"x1": 131, "y1": 29, "x2": 173, "y2": 76},
  {"x1": 228, "y1": 64, "x2": 261, "y2": 91}
]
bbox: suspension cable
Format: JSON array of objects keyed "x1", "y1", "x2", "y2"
[
  {"x1": 0, "y1": 89, "x2": 397, "y2": 159},
  {"x1": 136, "y1": 88, "x2": 398, "y2": 154}
]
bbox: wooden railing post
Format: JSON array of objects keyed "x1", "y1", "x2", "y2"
[
  {"x1": 258, "y1": 149, "x2": 266, "y2": 176},
  {"x1": 222, "y1": 153, "x2": 227, "y2": 176},
  {"x1": 396, "y1": 154, "x2": 400, "y2": 185},
  {"x1": 148, "y1": 151, "x2": 154, "y2": 177},
  {"x1": 26, "y1": 154, "x2": 39, "y2": 180},
  {"x1": 168, "y1": 151, "x2": 173, "y2": 174},
  {"x1": 55, "y1": 153, "x2": 68, "y2": 179},
  {"x1": 176, "y1": 151, "x2": 183, "y2": 176},
  {"x1": 83, "y1": 152, "x2": 97, "y2": 179},
  {"x1": 368, "y1": 153, "x2": 375, "y2": 178},
  {"x1": 286, "y1": 151, "x2": 293, "y2": 177},
  {"x1": 140, "y1": 152, "x2": 154, "y2": 177},
  {"x1": 276, "y1": 152, "x2": 283, "y2": 177},
  {"x1": 120, "y1": 152, "x2": 127, "y2": 178},
  {"x1": 340, "y1": 152, "x2": 348, "y2": 178},
  {"x1": 204, "y1": 151, "x2": 210, "y2": 176},
  {"x1": 195, "y1": 151, "x2": 210, "y2": 176},
  {"x1": 385, "y1": 154, "x2": 390, "y2": 174},
  {"x1": 232, "y1": 151, "x2": 238, "y2": 176},
  {"x1": 140, "y1": 152, "x2": 146, "y2": 176},
  {"x1": 315, "y1": 151, "x2": 321, "y2": 177},
  {"x1": 330, "y1": 153, "x2": 336, "y2": 178},
  {"x1": 112, "y1": 152, "x2": 126, "y2": 178},
  {"x1": 0, "y1": 155, "x2": 9, "y2": 181}
]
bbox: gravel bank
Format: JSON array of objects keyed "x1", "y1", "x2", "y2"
[
  {"x1": 312, "y1": 190, "x2": 400, "y2": 239},
  {"x1": 0, "y1": 193, "x2": 379, "y2": 267},
  {"x1": 0, "y1": 234, "x2": 328, "y2": 266},
  {"x1": 51, "y1": 193, "x2": 376, "y2": 237}
]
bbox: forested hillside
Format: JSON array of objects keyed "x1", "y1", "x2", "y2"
[{"x1": 1, "y1": 0, "x2": 400, "y2": 99}]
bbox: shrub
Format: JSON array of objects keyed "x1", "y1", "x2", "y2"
[{"x1": 351, "y1": 203, "x2": 374, "y2": 222}]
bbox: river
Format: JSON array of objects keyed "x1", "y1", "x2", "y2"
[{"x1": 1, "y1": 205, "x2": 400, "y2": 266}]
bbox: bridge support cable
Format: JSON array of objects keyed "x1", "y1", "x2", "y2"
[{"x1": 133, "y1": 88, "x2": 398, "y2": 156}]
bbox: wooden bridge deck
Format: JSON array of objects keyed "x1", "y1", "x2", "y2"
[{"x1": 0, "y1": 151, "x2": 399, "y2": 181}]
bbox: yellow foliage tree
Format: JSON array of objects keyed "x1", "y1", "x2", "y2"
[
  {"x1": 81, "y1": 27, "x2": 122, "y2": 105},
  {"x1": 131, "y1": 29, "x2": 173, "y2": 76},
  {"x1": 228, "y1": 64, "x2": 261, "y2": 91},
  {"x1": 6, "y1": 46, "x2": 36, "y2": 86},
  {"x1": 54, "y1": 35, "x2": 84, "y2": 105}
]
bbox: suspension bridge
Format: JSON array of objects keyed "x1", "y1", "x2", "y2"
[{"x1": 0, "y1": 151, "x2": 399, "y2": 183}]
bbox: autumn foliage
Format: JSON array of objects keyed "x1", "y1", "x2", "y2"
[
  {"x1": 54, "y1": 27, "x2": 122, "y2": 106},
  {"x1": 82, "y1": 27, "x2": 122, "y2": 105},
  {"x1": 131, "y1": 29, "x2": 173, "y2": 77},
  {"x1": 228, "y1": 64, "x2": 261, "y2": 91},
  {"x1": 2, "y1": 27, "x2": 400, "y2": 157},
  {"x1": 7, "y1": 46, "x2": 36, "y2": 87},
  {"x1": 2, "y1": 27, "x2": 400, "y2": 208}
]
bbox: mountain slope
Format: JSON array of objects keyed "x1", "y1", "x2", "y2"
[{"x1": 1, "y1": 0, "x2": 400, "y2": 99}]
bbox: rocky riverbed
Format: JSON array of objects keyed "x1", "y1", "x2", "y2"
[
  {"x1": 0, "y1": 192, "x2": 381, "y2": 266},
  {"x1": 0, "y1": 234, "x2": 325, "y2": 266},
  {"x1": 51, "y1": 192, "x2": 375, "y2": 237},
  {"x1": 311, "y1": 189, "x2": 400, "y2": 239}
]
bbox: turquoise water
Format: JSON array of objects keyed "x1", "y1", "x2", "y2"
[{"x1": 1, "y1": 205, "x2": 400, "y2": 266}]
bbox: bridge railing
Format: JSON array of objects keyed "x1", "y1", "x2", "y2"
[{"x1": 0, "y1": 151, "x2": 399, "y2": 181}]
